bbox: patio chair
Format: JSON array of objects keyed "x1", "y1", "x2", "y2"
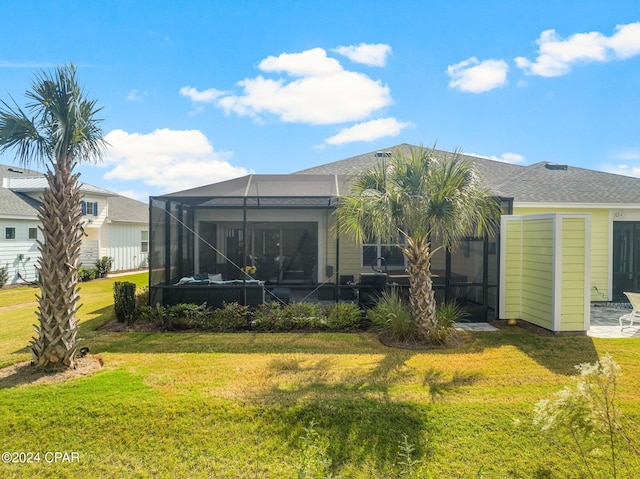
[{"x1": 620, "y1": 292, "x2": 640, "y2": 330}]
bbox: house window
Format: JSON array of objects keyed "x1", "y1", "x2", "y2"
[
  {"x1": 5, "y1": 227, "x2": 16, "y2": 240},
  {"x1": 28, "y1": 228, "x2": 38, "y2": 240},
  {"x1": 362, "y1": 237, "x2": 406, "y2": 269},
  {"x1": 81, "y1": 201, "x2": 99, "y2": 216},
  {"x1": 141, "y1": 230, "x2": 149, "y2": 253}
]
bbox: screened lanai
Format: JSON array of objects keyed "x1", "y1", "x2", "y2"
[{"x1": 149, "y1": 173, "x2": 511, "y2": 321}]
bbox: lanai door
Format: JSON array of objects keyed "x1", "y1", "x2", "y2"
[{"x1": 613, "y1": 222, "x2": 640, "y2": 302}]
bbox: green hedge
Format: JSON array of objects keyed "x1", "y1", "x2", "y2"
[{"x1": 135, "y1": 301, "x2": 363, "y2": 332}]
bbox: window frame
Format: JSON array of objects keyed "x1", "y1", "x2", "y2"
[
  {"x1": 141, "y1": 230, "x2": 149, "y2": 253},
  {"x1": 361, "y1": 236, "x2": 406, "y2": 269},
  {"x1": 5, "y1": 227, "x2": 16, "y2": 240},
  {"x1": 28, "y1": 227, "x2": 38, "y2": 240}
]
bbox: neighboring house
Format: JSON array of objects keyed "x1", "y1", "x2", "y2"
[
  {"x1": 0, "y1": 164, "x2": 149, "y2": 285},
  {"x1": 148, "y1": 144, "x2": 640, "y2": 332}
]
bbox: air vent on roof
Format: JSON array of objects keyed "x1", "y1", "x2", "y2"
[
  {"x1": 7, "y1": 167, "x2": 23, "y2": 174},
  {"x1": 544, "y1": 163, "x2": 568, "y2": 170},
  {"x1": 375, "y1": 151, "x2": 392, "y2": 158}
]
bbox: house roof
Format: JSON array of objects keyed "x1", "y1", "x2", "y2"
[
  {"x1": 296, "y1": 143, "x2": 640, "y2": 206},
  {"x1": 106, "y1": 194, "x2": 149, "y2": 223},
  {"x1": 0, "y1": 163, "x2": 147, "y2": 222}
]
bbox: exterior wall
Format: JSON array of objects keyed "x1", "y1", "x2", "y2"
[
  {"x1": 106, "y1": 223, "x2": 149, "y2": 271},
  {"x1": 520, "y1": 218, "x2": 554, "y2": 330},
  {"x1": 0, "y1": 218, "x2": 41, "y2": 284},
  {"x1": 501, "y1": 214, "x2": 590, "y2": 332},
  {"x1": 513, "y1": 206, "x2": 607, "y2": 301},
  {"x1": 560, "y1": 217, "x2": 590, "y2": 332},
  {"x1": 501, "y1": 219, "x2": 524, "y2": 319}
]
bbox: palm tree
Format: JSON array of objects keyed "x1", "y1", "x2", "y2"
[
  {"x1": 0, "y1": 64, "x2": 105, "y2": 369},
  {"x1": 337, "y1": 145, "x2": 502, "y2": 340}
]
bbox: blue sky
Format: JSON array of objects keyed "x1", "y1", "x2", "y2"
[{"x1": 2, "y1": 0, "x2": 640, "y2": 201}]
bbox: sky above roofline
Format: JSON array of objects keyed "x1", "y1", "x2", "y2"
[{"x1": 1, "y1": 1, "x2": 639, "y2": 202}]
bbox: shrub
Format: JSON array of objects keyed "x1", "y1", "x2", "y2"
[
  {"x1": 367, "y1": 290, "x2": 417, "y2": 342},
  {"x1": 534, "y1": 354, "x2": 640, "y2": 478},
  {"x1": 252, "y1": 302, "x2": 322, "y2": 331},
  {"x1": 135, "y1": 286, "x2": 149, "y2": 309},
  {"x1": 0, "y1": 264, "x2": 8, "y2": 288},
  {"x1": 95, "y1": 256, "x2": 114, "y2": 278},
  {"x1": 323, "y1": 302, "x2": 362, "y2": 330},
  {"x1": 78, "y1": 267, "x2": 98, "y2": 282},
  {"x1": 427, "y1": 301, "x2": 467, "y2": 345},
  {"x1": 211, "y1": 302, "x2": 250, "y2": 331},
  {"x1": 166, "y1": 303, "x2": 209, "y2": 329},
  {"x1": 113, "y1": 281, "x2": 137, "y2": 323}
]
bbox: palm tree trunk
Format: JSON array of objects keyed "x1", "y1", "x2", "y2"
[
  {"x1": 30, "y1": 161, "x2": 83, "y2": 369},
  {"x1": 404, "y1": 238, "x2": 436, "y2": 337}
]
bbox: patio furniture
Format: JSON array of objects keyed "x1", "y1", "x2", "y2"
[{"x1": 620, "y1": 292, "x2": 640, "y2": 330}]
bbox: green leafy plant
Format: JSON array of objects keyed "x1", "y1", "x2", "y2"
[
  {"x1": 367, "y1": 289, "x2": 417, "y2": 342},
  {"x1": 428, "y1": 301, "x2": 467, "y2": 345},
  {"x1": 323, "y1": 302, "x2": 362, "y2": 330},
  {"x1": 95, "y1": 256, "x2": 114, "y2": 278},
  {"x1": 211, "y1": 302, "x2": 250, "y2": 331},
  {"x1": 0, "y1": 264, "x2": 9, "y2": 288},
  {"x1": 78, "y1": 266, "x2": 98, "y2": 282},
  {"x1": 167, "y1": 303, "x2": 209, "y2": 329},
  {"x1": 113, "y1": 281, "x2": 137, "y2": 323},
  {"x1": 297, "y1": 421, "x2": 338, "y2": 479}
]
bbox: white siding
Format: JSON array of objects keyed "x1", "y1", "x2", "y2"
[
  {"x1": 0, "y1": 219, "x2": 41, "y2": 284},
  {"x1": 106, "y1": 223, "x2": 148, "y2": 271}
]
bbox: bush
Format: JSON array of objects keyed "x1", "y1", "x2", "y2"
[
  {"x1": 323, "y1": 302, "x2": 362, "y2": 330},
  {"x1": 367, "y1": 290, "x2": 417, "y2": 342},
  {"x1": 211, "y1": 302, "x2": 250, "y2": 331},
  {"x1": 0, "y1": 264, "x2": 8, "y2": 288},
  {"x1": 427, "y1": 301, "x2": 467, "y2": 345},
  {"x1": 78, "y1": 267, "x2": 98, "y2": 282},
  {"x1": 252, "y1": 302, "x2": 322, "y2": 331},
  {"x1": 95, "y1": 256, "x2": 113, "y2": 278},
  {"x1": 167, "y1": 303, "x2": 210, "y2": 329},
  {"x1": 113, "y1": 281, "x2": 137, "y2": 323}
]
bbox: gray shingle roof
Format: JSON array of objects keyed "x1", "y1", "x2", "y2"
[
  {"x1": 296, "y1": 143, "x2": 640, "y2": 206},
  {"x1": 0, "y1": 163, "x2": 147, "y2": 221},
  {"x1": 106, "y1": 195, "x2": 148, "y2": 223}
]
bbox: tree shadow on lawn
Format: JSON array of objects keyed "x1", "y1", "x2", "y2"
[
  {"x1": 457, "y1": 325, "x2": 601, "y2": 376},
  {"x1": 240, "y1": 350, "x2": 480, "y2": 470}
]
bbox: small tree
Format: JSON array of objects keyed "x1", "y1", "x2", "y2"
[
  {"x1": 337, "y1": 145, "x2": 501, "y2": 342},
  {"x1": 0, "y1": 64, "x2": 105, "y2": 369}
]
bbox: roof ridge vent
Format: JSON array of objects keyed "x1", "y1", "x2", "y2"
[
  {"x1": 7, "y1": 167, "x2": 24, "y2": 174},
  {"x1": 375, "y1": 151, "x2": 392, "y2": 158},
  {"x1": 544, "y1": 162, "x2": 568, "y2": 170}
]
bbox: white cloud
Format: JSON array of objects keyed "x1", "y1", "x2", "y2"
[
  {"x1": 516, "y1": 22, "x2": 640, "y2": 77},
  {"x1": 447, "y1": 57, "x2": 509, "y2": 93},
  {"x1": 259, "y1": 48, "x2": 343, "y2": 76},
  {"x1": 182, "y1": 47, "x2": 392, "y2": 125},
  {"x1": 325, "y1": 118, "x2": 413, "y2": 145},
  {"x1": 332, "y1": 43, "x2": 392, "y2": 67},
  {"x1": 126, "y1": 89, "x2": 147, "y2": 102},
  {"x1": 102, "y1": 129, "x2": 248, "y2": 193},
  {"x1": 179, "y1": 85, "x2": 227, "y2": 103}
]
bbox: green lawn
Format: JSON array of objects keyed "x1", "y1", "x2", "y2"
[{"x1": 1, "y1": 273, "x2": 639, "y2": 478}]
